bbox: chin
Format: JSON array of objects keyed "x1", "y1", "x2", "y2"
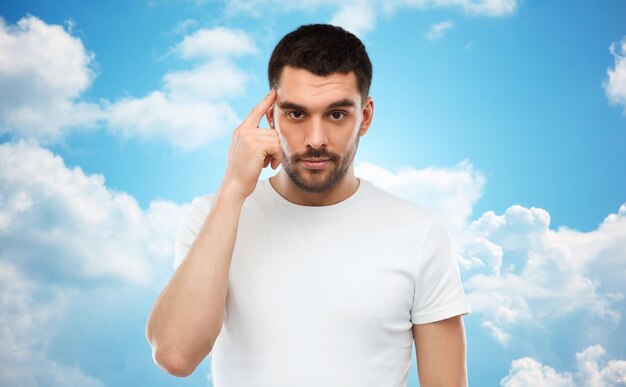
[{"x1": 292, "y1": 169, "x2": 346, "y2": 193}]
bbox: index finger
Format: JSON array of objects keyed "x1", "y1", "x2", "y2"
[{"x1": 242, "y1": 89, "x2": 277, "y2": 128}]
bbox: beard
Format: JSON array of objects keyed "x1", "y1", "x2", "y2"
[{"x1": 281, "y1": 134, "x2": 360, "y2": 193}]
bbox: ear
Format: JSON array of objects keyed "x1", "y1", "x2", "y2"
[
  {"x1": 266, "y1": 104, "x2": 275, "y2": 129},
  {"x1": 358, "y1": 96, "x2": 374, "y2": 136}
]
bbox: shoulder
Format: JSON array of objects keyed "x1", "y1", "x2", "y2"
[{"x1": 361, "y1": 178, "x2": 434, "y2": 223}]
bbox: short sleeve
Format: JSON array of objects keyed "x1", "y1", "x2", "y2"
[
  {"x1": 411, "y1": 213, "x2": 471, "y2": 324},
  {"x1": 173, "y1": 195, "x2": 214, "y2": 271}
]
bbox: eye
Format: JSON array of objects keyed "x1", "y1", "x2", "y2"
[
  {"x1": 287, "y1": 111, "x2": 305, "y2": 120},
  {"x1": 329, "y1": 111, "x2": 346, "y2": 120}
]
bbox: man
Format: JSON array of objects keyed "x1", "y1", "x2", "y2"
[{"x1": 146, "y1": 24, "x2": 471, "y2": 387}]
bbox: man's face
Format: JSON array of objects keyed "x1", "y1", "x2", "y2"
[{"x1": 267, "y1": 66, "x2": 373, "y2": 193}]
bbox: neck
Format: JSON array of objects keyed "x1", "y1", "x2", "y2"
[{"x1": 269, "y1": 167, "x2": 360, "y2": 206}]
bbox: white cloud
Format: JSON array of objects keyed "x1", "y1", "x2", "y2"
[
  {"x1": 0, "y1": 139, "x2": 189, "y2": 385},
  {"x1": 225, "y1": 0, "x2": 337, "y2": 15},
  {"x1": 460, "y1": 0, "x2": 519, "y2": 17},
  {"x1": 0, "y1": 15, "x2": 101, "y2": 142},
  {"x1": 0, "y1": 139, "x2": 185, "y2": 285},
  {"x1": 225, "y1": 0, "x2": 519, "y2": 37},
  {"x1": 0, "y1": 16, "x2": 256, "y2": 151},
  {"x1": 163, "y1": 59, "x2": 251, "y2": 101},
  {"x1": 383, "y1": 0, "x2": 519, "y2": 17},
  {"x1": 579, "y1": 345, "x2": 626, "y2": 386},
  {"x1": 174, "y1": 26, "x2": 257, "y2": 59},
  {"x1": 501, "y1": 357, "x2": 575, "y2": 387},
  {"x1": 426, "y1": 20, "x2": 454, "y2": 40},
  {"x1": 329, "y1": 1, "x2": 377, "y2": 37},
  {"x1": 501, "y1": 345, "x2": 626, "y2": 387},
  {"x1": 462, "y1": 203, "x2": 626, "y2": 344},
  {"x1": 171, "y1": 18, "x2": 197, "y2": 35},
  {"x1": 104, "y1": 91, "x2": 238, "y2": 151},
  {"x1": 356, "y1": 159, "x2": 485, "y2": 231},
  {"x1": 101, "y1": 26, "x2": 257, "y2": 151},
  {"x1": 102, "y1": 26, "x2": 256, "y2": 151},
  {"x1": 482, "y1": 320, "x2": 510, "y2": 345},
  {"x1": 604, "y1": 37, "x2": 626, "y2": 114},
  {"x1": 0, "y1": 261, "x2": 105, "y2": 387}
]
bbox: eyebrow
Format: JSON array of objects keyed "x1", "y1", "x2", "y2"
[{"x1": 277, "y1": 98, "x2": 356, "y2": 111}]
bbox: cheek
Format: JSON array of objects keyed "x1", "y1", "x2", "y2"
[
  {"x1": 340, "y1": 124, "x2": 360, "y2": 144},
  {"x1": 275, "y1": 119, "x2": 300, "y2": 139}
]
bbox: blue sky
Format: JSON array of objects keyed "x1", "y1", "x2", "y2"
[{"x1": 1, "y1": 1, "x2": 625, "y2": 386}]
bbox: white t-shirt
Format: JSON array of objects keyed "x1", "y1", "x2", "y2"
[{"x1": 174, "y1": 178, "x2": 470, "y2": 387}]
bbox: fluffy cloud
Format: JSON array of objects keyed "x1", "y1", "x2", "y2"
[
  {"x1": 501, "y1": 357, "x2": 574, "y2": 387},
  {"x1": 329, "y1": 0, "x2": 377, "y2": 37},
  {"x1": 426, "y1": 20, "x2": 454, "y2": 40},
  {"x1": 225, "y1": 0, "x2": 337, "y2": 15},
  {"x1": 226, "y1": 0, "x2": 519, "y2": 37},
  {"x1": 226, "y1": 0, "x2": 521, "y2": 17},
  {"x1": 462, "y1": 203, "x2": 626, "y2": 345},
  {"x1": 163, "y1": 59, "x2": 251, "y2": 101},
  {"x1": 481, "y1": 320, "x2": 511, "y2": 346},
  {"x1": 174, "y1": 26, "x2": 257, "y2": 59},
  {"x1": 383, "y1": 0, "x2": 519, "y2": 17},
  {"x1": 104, "y1": 91, "x2": 238, "y2": 151},
  {"x1": 501, "y1": 345, "x2": 626, "y2": 386},
  {"x1": 0, "y1": 261, "x2": 106, "y2": 387},
  {"x1": 103, "y1": 26, "x2": 256, "y2": 151},
  {"x1": 0, "y1": 15, "x2": 101, "y2": 142},
  {"x1": 0, "y1": 139, "x2": 188, "y2": 385},
  {"x1": 459, "y1": 0, "x2": 519, "y2": 17},
  {"x1": 170, "y1": 18, "x2": 198, "y2": 35},
  {"x1": 0, "y1": 16, "x2": 255, "y2": 151},
  {"x1": 355, "y1": 159, "x2": 485, "y2": 231},
  {"x1": 0, "y1": 139, "x2": 184, "y2": 285},
  {"x1": 604, "y1": 37, "x2": 626, "y2": 114}
]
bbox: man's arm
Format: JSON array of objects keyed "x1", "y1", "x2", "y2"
[
  {"x1": 145, "y1": 187, "x2": 243, "y2": 377},
  {"x1": 145, "y1": 89, "x2": 280, "y2": 377},
  {"x1": 413, "y1": 315, "x2": 468, "y2": 387}
]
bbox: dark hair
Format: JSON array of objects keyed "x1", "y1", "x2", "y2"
[{"x1": 268, "y1": 24, "x2": 372, "y2": 103}]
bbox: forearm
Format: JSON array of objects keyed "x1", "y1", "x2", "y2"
[{"x1": 146, "y1": 184, "x2": 245, "y2": 376}]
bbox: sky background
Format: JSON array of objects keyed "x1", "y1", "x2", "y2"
[{"x1": 1, "y1": 0, "x2": 626, "y2": 386}]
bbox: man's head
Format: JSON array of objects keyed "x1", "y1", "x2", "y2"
[
  {"x1": 268, "y1": 24, "x2": 372, "y2": 106},
  {"x1": 266, "y1": 24, "x2": 374, "y2": 194}
]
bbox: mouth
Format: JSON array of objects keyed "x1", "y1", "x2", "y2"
[{"x1": 300, "y1": 158, "x2": 332, "y2": 170}]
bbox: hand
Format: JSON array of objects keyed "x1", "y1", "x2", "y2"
[{"x1": 220, "y1": 89, "x2": 281, "y2": 200}]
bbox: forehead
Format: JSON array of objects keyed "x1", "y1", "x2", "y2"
[{"x1": 275, "y1": 66, "x2": 360, "y2": 108}]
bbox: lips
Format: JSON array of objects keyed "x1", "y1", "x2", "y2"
[{"x1": 301, "y1": 158, "x2": 331, "y2": 169}]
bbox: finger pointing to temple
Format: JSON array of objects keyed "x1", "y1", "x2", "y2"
[{"x1": 242, "y1": 89, "x2": 277, "y2": 129}]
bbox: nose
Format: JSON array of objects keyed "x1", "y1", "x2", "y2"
[{"x1": 304, "y1": 116, "x2": 328, "y2": 149}]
